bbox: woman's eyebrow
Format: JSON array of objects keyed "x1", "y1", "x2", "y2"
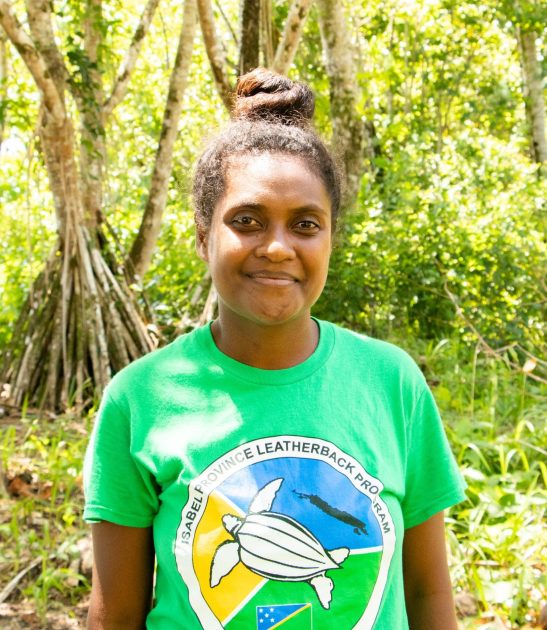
[
  {"x1": 228, "y1": 201, "x2": 329, "y2": 214},
  {"x1": 227, "y1": 202, "x2": 265, "y2": 211},
  {"x1": 288, "y1": 205, "x2": 331, "y2": 219}
]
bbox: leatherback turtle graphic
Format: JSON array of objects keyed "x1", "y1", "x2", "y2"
[{"x1": 210, "y1": 478, "x2": 349, "y2": 609}]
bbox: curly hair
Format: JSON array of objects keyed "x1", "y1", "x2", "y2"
[{"x1": 193, "y1": 68, "x2": 341, "y2": 238}]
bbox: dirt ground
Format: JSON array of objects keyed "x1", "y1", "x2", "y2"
[{"x1": 0, "y1": 599, "x2": 89, "y2": 629}]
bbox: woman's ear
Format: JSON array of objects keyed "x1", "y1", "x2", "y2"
[{"x1": 196, "y1": 229, "x2": 209, "y2": 262}]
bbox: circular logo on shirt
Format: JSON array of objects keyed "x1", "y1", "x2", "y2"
[{"x1": 174, "y1": 436, "x2": 395, "y2": 629}]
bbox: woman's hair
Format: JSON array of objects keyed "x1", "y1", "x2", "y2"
[{"x1": 193, "y1": 68, "x2": 341, "y2": 237}]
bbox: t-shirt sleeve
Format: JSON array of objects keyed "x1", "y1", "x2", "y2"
[
  {"x1": 401, "y1": 385, "x2": 466, "y2": 529},
  {"x1": 83, "y1": 390, "x2": 159, "y2": 527}
]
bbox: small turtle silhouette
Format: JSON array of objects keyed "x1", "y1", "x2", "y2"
[{"x1": 210, "y1": 478, "x2": 349, "y2": 609}]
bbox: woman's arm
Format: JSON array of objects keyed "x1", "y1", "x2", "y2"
[
  {"x1": 87, "y1": 522, "x2": 155, "y2": 630},
  {"x1": 402, "y1": 511, "x2": 459, "y2": 630}
]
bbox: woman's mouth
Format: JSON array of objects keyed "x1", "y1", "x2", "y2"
[{"x1": 245, "y1": 271, "x2": 299, "y2": 286}]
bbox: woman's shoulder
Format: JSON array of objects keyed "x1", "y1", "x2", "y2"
[
  {"x1": 105, "y1": 326, "x2": 205, "y2": 401},
  {"x1": 323, "y1": 320, "x2": 427, "y2": 387},
  {"x1": 325, "y1": 320, "x2": 415, "y2": 361}
]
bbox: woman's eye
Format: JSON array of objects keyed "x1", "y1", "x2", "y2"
[
  {"x1": 232, "y1": 215, "x2": 260, "y2": 228},
  {"x1": 295, "y1": 220, "x2": 319, "y2": 232}
]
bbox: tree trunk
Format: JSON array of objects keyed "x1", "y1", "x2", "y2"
[
  {"x1": 197, "y1": 0, "x2": 233, "y2": 110},
  {"x1": 239, "y1": 0, "x2": 260, "y2": 74},
  {"x1": 2, "y1": 108, "x2": 155, "y2": 409},
  {"x1": 80, "y1": 0, "x2": 106, "y2": 228},
  {"x1": 272, "y1": 0, "x2": 311, "y2": 74},
  {"x1": 260, "y1": 0, "x2": 273, "y2": 67},
  {"x1": 127, "y1": 0, "x2": 198, "y2": 281},
  {"x1": 316, "y1": 0, "x2": 374, "y2": 209},
  {"x1": 0, "y1": 0, "x2": 158, "y2": 410},
  {"x1": 517, "y1": 29, "x2": 547, "y2": 171}
]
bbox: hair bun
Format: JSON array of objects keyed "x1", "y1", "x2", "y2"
[{"x1": 233, "y1": 68, "x2": 315, "y2": 126}]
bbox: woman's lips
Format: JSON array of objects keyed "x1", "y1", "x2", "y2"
[{"x1": 245, "y1": 271, "x2": 299, "y2": 286}]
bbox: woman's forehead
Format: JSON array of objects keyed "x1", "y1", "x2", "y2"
[
  {"x1": 224, "y1": 153, "x2": 328, "y2": 192},
  {"x1": 225, "y1": 151, "x2": 314, "y2": 173},
  {"x1": 221, "y1": 154, "x2": 331, "y2": 206}
]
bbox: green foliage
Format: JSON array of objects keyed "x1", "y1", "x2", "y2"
[
  {"x1": 143, "y1": 211, "x2": 207, "y2": 334},
  {"x1": 0, "y1": 413, "x2": 92, "y2": 618},
  {"x1": 1, "y1": 0, "x2": 544, "y2": 355},
  {"x1": 406, "y1": 338, "x2": 546, "y2": 626},
  {"x1": 315, "y1": 132, "x2": 545, "y2": 353},
  {"x1": 310, "y1": 0, "x2": 546, "y2": 358}
]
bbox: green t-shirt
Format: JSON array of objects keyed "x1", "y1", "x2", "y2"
[{"x1": 84, "y1": 320, "x2": 466, "y2": 629}]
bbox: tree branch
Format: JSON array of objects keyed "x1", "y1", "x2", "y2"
[
  {"x1": 0, "y1": 28, "x2": 7, "y2": 151},
  {"x1": 0, "y1": 0, "x2": 64, "y2": 120},
  {"x1": 0, "y1": 556, "x2": 44, "y2": 603},
  {"x1": 25, "y1": 0, "x2": 69, "y2": 96},
  {"x1": 272, "y1": 0, "x2": 311, "y2": 74},
  {"x1": 126, "y1": 0, "x2": 198, "y2": 280},
  {"x1": 197, "y1": 0, "x2": 233, "y2": 111},
  {"x1": 103, "y1": 0, "x2": 161, "y2": 118},
  {"x1": 214, "y1": 0, "x2": 238, "y2": 47}
]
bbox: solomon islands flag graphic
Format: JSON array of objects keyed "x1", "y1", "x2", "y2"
[
  {"x1": 175, "y1": 437, "x2": 395, "y2": 629},
  {"x1": 256, "y1": 603, "x2": 312, "y2": 628}
]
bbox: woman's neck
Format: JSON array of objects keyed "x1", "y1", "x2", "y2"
[{"x1": 210, "y1": 312, "x2": 319, "y2": 370}]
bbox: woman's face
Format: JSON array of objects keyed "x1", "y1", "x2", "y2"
[{"x1": 197, "y1": 153, "x2": 332, "y2": 329}]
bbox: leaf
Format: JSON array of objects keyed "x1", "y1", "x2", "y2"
[{"x1": 522, "y1": 358, "x2": 537, "y2": 374}]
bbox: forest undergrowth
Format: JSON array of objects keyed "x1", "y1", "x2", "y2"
[{"x1": 0, "y1": 336, "x2": 545, "y2": 629}]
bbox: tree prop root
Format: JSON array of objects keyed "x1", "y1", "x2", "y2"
[{"x1": 1, "y1": 227, "x2": 157, "y2": 411}]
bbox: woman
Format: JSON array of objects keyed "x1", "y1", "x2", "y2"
[{"x1": 84, "y1": 69, "x2": 466, "y2": 629}]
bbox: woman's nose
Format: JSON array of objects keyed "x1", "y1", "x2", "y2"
[{"x1": 254, "y1": 227, "x2": 296, "y2": 261}]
